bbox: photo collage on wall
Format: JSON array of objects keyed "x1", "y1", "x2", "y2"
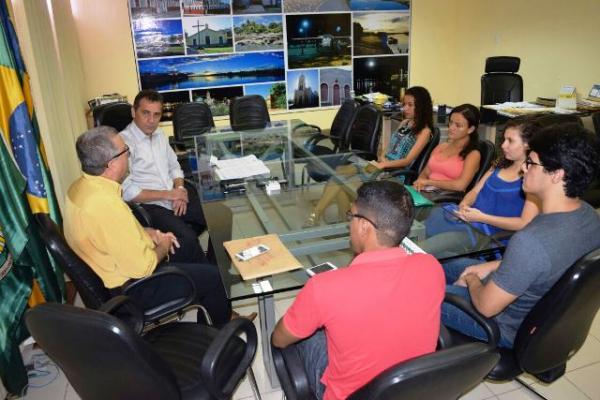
[{"x1": 129, "y1": 0, "x2": 410, "y2": 121}]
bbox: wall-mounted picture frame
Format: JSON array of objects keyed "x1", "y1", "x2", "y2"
[
  {"x1": 245, "y1": 82, "x2": 287, "y2": 111},
  {"x1": 192, "y1": 86, "x2": 244, "y2": 116},
  {"x1": 129, "y1": 0, "x2": 181, "y2": 20},
  {"x1": 286, "y1": 13, "x2": 352, "y2": 70},
  {"x1": 353, "y1": 55, "x2": 408, "y2": 98},
  {"x1": 353, "y1": 12, "x2": 409, "y2": 56},
  {"x1": 233, "y1": 15, "x2": 283, "y2": 53},
  {"x1": 287, "y1": 69, "x2": 320, "y2": 110},
  {"x1": 133, "y1": 19, "x2": 185, "y2": 58},
  {"x1": 138, "y1": 52, "x2": 285, "y2": 91},
  {"x1": 128, "y1": 1, "x2": 412, "y2": 115},
  {"x1": 183, "y1": 16, "x2": 233, "y2": 55}
]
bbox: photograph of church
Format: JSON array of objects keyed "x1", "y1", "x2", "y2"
[
  {"x1": 287, "y1": 70, "x2": 319, "y2": 109},
  {"x1": 183, "y1": 17, "x2": 233, "y2": 54},
  {"x1": 319, "y1": 67, "x2": 352, "y2": 106}
]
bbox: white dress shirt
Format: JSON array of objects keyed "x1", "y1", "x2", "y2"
[{"x1": 120, "y1": 121, "x2": 183, "y2": 210}]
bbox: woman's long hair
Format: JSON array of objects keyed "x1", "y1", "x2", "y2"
[
  {"x1": 496, "y1": 116, "x2": 542, "y2": 169},
  {"x1": 405, "y1": 86, "x2": 433, "y2": 135},
  {"x1": 449, "y1": 104, "x2": 480, "y2": 159}
]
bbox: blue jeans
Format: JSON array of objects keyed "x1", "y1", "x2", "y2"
[
  {"x1": 442, "y1": 257, "x2": 481, "y2": 284},
  {"x1": 295, "y1": 330, "x2": 328, "y2": 400},
  {"x1": 442, "y1": 285, "x2": 513, "y2": 348}
]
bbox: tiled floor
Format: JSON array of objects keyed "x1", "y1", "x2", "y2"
[{"x1": 19, "y1": 295, "x2": 600, "y2": 400}]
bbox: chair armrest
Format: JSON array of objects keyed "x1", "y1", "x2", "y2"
[
  {"x1": 123, "y1": 266, "x2": 196, "y2": 323},
  {"x1": 169, "y1": 137, "x2": 188, "y2": 152},
  {"x1": 351, "y1": 150, "x2": 377, "y2": 161},
  {"x1": 271, "y1": 339, "x2": 313, "y2": 400},
  {"x1": 429, "y1": 191, "x2": 465, "y2": 204},
  {"x1": 303, "y1": 133, "x2": 330, "y2": 152},
  {"x1": 443, "y1": 293, "x2": 501, "y2": 348},
  {"x1": 99, "y1": 295, "x2": 144, "y2": 335},
  {"x1": 388, "y1": 168, "x2": 419, "y2": 184},
  {"x1": 490, "y1": 229, "x2": 515, "y2": 242},
  {"x1": 294, "y1": 123, "x2": 322, "y2": 138},
  {"x1": 127, "y1": 202, "x2": 152, "y2": 227},
  {"x1": 201, "y1": 318, "x2": 258, "y2": 398}
]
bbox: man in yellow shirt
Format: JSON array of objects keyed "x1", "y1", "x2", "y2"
[{"x1": 64, "y1": 126, "x2": 233, "y2": 324}]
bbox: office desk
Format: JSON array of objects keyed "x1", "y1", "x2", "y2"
[{"x1": 192, "y1": 122, "x2": 505, "y2": 387}]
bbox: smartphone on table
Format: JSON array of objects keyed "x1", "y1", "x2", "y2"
[{"x1": 306, "y1": 262, "x2": 337, "y2": 276}]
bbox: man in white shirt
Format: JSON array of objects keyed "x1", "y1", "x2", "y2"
[{"x1": 121, "y1": 90, "x2": 207, "y2": 263}]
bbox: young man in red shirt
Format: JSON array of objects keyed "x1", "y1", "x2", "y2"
[{"x1": 272, "y1": 181, "x2": 445, "y2": 400}]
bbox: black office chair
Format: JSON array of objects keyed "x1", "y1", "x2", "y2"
[
  {"x1": 93, "y1": 101, "x2": 133, "y2": 132},
  {"x1": 480, "y1": 57, "x2": 523, "y2": 123},
  {"x1": 26, "y1": 301, "x2": 257, "y2": 400},
  {"x1": 593, "y1": 111, "x2": 600, "y2": 137},
  {"x1": 172, "y1": 102, "x2": 215, "y2": 146},
  {"x1": 304, "y1": 104, "x2": 381, "y2": 184},
  {"x1": 271, "y1": 293, "x2": 499, "y2": 400},
  {"x1": 446, "y1": 248, "x2": 600, "y2": 386},
  {"x1": 300, "y1": 99, "x2": 358, "y2": 155},
  {"x1": 430, "y1": 139, "x2": 496, "y2": 204},
  {"x1": 347, "y1": 103, "x2": 382, "y2": 160},
  {"x1": 229, "y1": 95, "x2": 271, "y2": 131},
  {"x1": 386, "y1": 126, "x2": 441, "y2": 185},
  {"x1": 34, "y1": 213, "x2": 204, "y2": 325}
]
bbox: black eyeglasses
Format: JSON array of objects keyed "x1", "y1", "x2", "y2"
[
  {"x1": 108, "y1": 145, "x2": 130, "y2": 163},
  {"x1": 346, "y1": 210, "x2": 379, "y2": 229},
  {"x1": 524, "y1": 156, "x2": 543, "y2": 170}
]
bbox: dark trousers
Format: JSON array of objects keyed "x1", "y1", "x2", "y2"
[
  {"x1": 296, "y1": 330, "x2": 328, "y2": 400},
  {"x1": 119, "y1": 262, "x2": 231, "y2": 326},
  {"x1": 141, "y1": 185, "x2": 208, "y2": 264}
]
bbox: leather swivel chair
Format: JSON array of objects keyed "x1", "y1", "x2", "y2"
[
  {"x1": 298, "y1": 99, "x2": 358, "y2": 183},
  {"x1": 347, "y1": 103, "x2": 382, "y2": 160},
  {"x1": 26, "y1": 301, "x2": 257, "y2": 400},
  {"x1": 93, "y1": 101, "x2": 133, "y2": 132},
  {"x1": 593, "y1": 111, "x2": 600, "y2": 136},
  {"x1": 480, "y1": 57, "x2": 523, "y2": 123},
  {"x1": 446, "y1": 248, "x2": 600, "y2": 385},
  {"x1": 229, "y1": 95, "x2": 271, "y2": 131},
  {"x1": 34, "y1": 213, "x2": 204, "y2": 325},
  {"x1": 271, "y1": 293, "x2": 500, "y2": 400},
  {"x1": 301, "y1": 99, "x2": 358, "y2": 155},
  {"x1": 385, "y1": 126, "x2": 441, "y2": 185},
  {"x1": 173, "y1": 102, "x2": 215, "y2": 142},
  {"x1": 430, "y1": 139, "x2": 496, "y2": 204},
  {"x1": 304, "y1": 104, "x2": 381, "y2": 184},
  {"x1": 170, "y1": 102, "x2": 216, "y2": 179}
]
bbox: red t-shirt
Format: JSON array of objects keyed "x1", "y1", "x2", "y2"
[{"x1": 283, "y1": 247, "x2": 445, "y2": 400}]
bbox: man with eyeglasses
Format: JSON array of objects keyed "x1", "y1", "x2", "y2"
[
  {"x1": 120, "y1": 89, "x2": 207, "y2": 264},
  {"x1": 272, "y1": 181, "x2": 444, "y2": 400},
  {"x1": 442, "y1": 123, "x2": 600, "y2": 348},
  {"x1": 63, "y1": 126, "x2": 234, "y2": 326}
]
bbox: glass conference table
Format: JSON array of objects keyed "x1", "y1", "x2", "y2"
[{"x1": 192, "y1": 121, "x2": 505, "y2": 386}]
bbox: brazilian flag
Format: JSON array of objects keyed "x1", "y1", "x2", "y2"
[{"x1": 0, "y1": 0, "x2": 64, "y2": 395}]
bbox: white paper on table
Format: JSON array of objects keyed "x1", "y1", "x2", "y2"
[{"x1": 212, "y1": 154, "x2": 271, "y2": 180}]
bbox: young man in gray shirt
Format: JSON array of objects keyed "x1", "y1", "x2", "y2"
[{"x1": 442, "y1": 123, "x2": 600, "y2": 347}]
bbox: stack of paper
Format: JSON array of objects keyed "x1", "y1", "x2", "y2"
[{"x1": 211, "y1": 154, "x2": 270, "y2": 180}]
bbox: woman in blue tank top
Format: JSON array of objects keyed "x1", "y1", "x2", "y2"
[
  {"x1": 455, "y1": 116, "x2": 542, "y2": 233},
  {"x1": 423, "y1": 116, "x2": 542, "y2": 262}
]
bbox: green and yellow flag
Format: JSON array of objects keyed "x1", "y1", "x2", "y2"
[{"x1": 0, "y1": 0, "x2": 65, "y2": 394}]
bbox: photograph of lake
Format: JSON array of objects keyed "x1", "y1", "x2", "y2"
[
  {"x1": 353, "y1": 12, "x2": 409, "y2": 56},
  {"x1": 350, "y1": 0, "x2": 409, "y2": 11},
  {"x1": 138, "y1": 51, "x2": 285, "y2": 91},
  {"x1": 133, "y1": 19, "x2": 185, "y2": 58}
]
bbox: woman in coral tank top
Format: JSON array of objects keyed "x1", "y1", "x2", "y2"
[{"x1": 413, "y1": 104, "x2": 481, "y2": 193}]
